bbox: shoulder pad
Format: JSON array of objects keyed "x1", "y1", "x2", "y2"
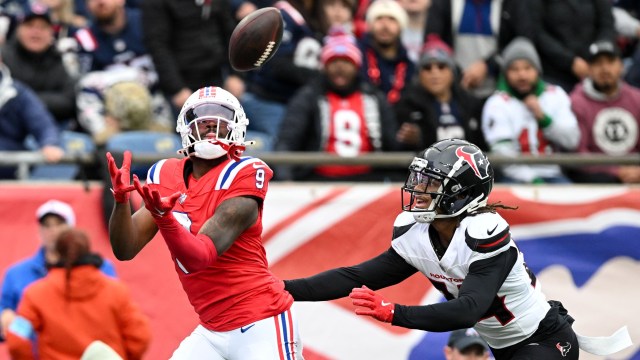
[
  {"x1": 464, "y1": 212, "x2": 511, "y2": 253},
  {"x1": 392, "y1": 212, "x2": 416, "y2": 240},
  {"x1": 146, "y1": 158, "x2": 178, "y2": 185},
  {"x1": 214, "y1": 157, "x2": 270, "y2": 190}
]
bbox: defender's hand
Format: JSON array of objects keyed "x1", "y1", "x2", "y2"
[
  {"x1": 106, "y1": 151, "x2": 135, "y2": 203},
  {"x1": 349, "y1": 286, "x2": 395, "y2": 323},
  {"x1": 133, "y1": 175, "x2": 181, "y2": 218}
]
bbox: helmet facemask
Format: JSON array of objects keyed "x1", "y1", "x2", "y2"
[
  {"x1": 402, "y1": 156, "x2": 489, "y2": 223},
  {"x1": 177, "y1": 101, "x2": 249, "y2": 160}
]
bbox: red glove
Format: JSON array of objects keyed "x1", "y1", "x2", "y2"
[
  {"x1": 106, "y1": 151, "x2": 135, "y2": 203},
  {"x1": 132, "y1": 175, "x2": 181, "y2": 218},
  {"x1": 349, "y1": 286, "x2": 395, "y2": 323}
]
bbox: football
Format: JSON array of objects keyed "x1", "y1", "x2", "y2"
[{"x1": 228, "y1": 7, "x2": 284, "y2": 72}]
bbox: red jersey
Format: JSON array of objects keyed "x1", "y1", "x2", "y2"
[{"x1": 146, "y1": 156, "x2": 293, "y2": 331}]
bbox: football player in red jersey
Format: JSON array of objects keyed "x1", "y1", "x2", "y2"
[
  {"x1": 284, "y1": 138, "x2": 631, "y2": 359},
  {"x1": 106, "y1": 86, "x2": 303, "y2": 359}
]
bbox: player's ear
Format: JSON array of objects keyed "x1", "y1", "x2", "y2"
[{"x1": 443, "y1": 346, "x2": 453, "y2": 360}]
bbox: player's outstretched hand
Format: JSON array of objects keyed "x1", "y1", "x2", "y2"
[
  {"x1": 349, "y1": 286, "x2": 395, "y2": 323},
  {"x1": 106, "y1": 151, "x2": 135, "y2": 203},
  {"x1": 132, "y1": 175, "x2": 181, "y2": 219}
]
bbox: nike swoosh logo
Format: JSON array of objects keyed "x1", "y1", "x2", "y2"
[
  {"x1": 252, "y1": 163, "x2": 265, "y2": 169},
  {"x1": 381, "y1": 301, "x2": 392, "y2": 307},
  {"x1": 240, "y1": 324, "x2": 255, "y2": 333},
  {"x1": 487, "y1": 224, "x2": 499, "y2": 235}
]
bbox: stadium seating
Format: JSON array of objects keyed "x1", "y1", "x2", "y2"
[
  {"x1": 104, "y1": 131, "x2": 182, "y2": 178},
  {"x1": 29, "y1": 131, "x2": 96, "y2": 180}
]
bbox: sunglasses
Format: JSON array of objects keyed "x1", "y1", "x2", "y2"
[{"x1": 422, "y1": 63, "x2": 448, "y2": 72}]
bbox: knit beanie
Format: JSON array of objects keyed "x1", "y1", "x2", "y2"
[
  {"x1": 366, "y1": 0, "x2": 408, "y2": 30},
  {"x1": 419, "y1": 35, "x2": 456, "y2": 71},
  {"x1": 320, "y1": 29, "x2": 362, "y2": 67},
  {"x1": 502, "y1": 37, "x2": 542, "y2": 74}
]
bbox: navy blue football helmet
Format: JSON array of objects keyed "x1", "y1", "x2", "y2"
[{"x1": 402, "y1": 139, "x2": 494, "y2": 223}]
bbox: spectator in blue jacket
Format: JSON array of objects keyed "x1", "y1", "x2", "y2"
[
  {"x1": 0, "y1": 57, "x2": 63, "y2": 179},
  {"x1": 0, "y1": 200, "x2": 117, "y2": 340}
]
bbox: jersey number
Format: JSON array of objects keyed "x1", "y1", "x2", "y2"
[{"x1": 255, "y1": 169, "x2": 265, "y2": 188}]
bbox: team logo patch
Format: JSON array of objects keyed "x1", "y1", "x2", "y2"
[
  {"x1": 455, "y1": 146, "x2": 489, "y2": 179},
  {"x1": 198, "y1": 86, "x2": 217, "y2": 99},
  {"x1": 556, "y1": 342, "x2": 571, "y2": 357}
]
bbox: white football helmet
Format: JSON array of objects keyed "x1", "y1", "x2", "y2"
[{"x1": 176, "y1": 86, "x2": 252, "y2": 160}]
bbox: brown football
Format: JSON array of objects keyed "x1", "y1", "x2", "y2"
[{"x1": 228, "y1": 7, "x2": 284, "y2": 72}]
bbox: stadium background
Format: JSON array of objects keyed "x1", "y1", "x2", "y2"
[{"x1": 0, "y1": 183, "x2": 638, "y2": 359}]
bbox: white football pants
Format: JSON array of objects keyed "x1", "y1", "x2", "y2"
[{"x1": 170, "y1": 306, "x2": 304, "y2": 360}]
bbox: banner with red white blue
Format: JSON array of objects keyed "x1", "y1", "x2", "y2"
[{"x1": 264, "y1": 185, "x2": 640, "y2": 360}]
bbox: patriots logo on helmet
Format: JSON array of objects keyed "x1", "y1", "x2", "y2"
[{"x1": 455, "y1": 146, "x2": 490, "y2": 179}]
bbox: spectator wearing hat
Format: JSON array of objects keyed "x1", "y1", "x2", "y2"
[
  {"x1": 482, "y1": 37, "x2": 579, "y2": 184},
  {"x1": 395, "y1": 35, "x2": 487, "y2": 151},
  {"x1": 445, "y1": 328, "x2": 491, "y2": 360},
  {"x1": 569, "y1": 40, "x2": 640, "y2": 184},
  {"x1": 425, "y1": 0, "x2": 532, "y2": 99},
  {"x1": 529, "y1": 0, "x2": 615, "y2": 93},
  {"x1": 1, "y1": 3, "x2": 77, "y2": 129},
  {"x1": 359, "y1": 0, "x2": 415, "y2": 105},
  {"x1": 276, "y1": 32, "x2": 400, "y2": 181},
  {"x1": 6, "y1": 228, "x2": 150, "y2": 360},
  {"x1": 0, "y1": 200, "x2": 116, "y2": 340}
]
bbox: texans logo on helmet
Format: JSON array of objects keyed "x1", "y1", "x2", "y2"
[{"x1": 455, "y1": 146, "x2": 489, "y2": 179}]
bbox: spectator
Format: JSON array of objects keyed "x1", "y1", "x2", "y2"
[
  {"x1": 0, "y1": 200, "x2": 116, "y2": 339},
  {"x1": 242, "y1": 0, "x2": 322, "y2": 146},
  {"x1": 529, "y1": 0, "x2": 615, "y2": 93},
  {"x1": 445, "y1": 329, "x2": 491, "y2": 360},
  {"x1": 425, "y1": 0, "x2": 533, "y2": 99},
  {"x1": 75, "y1": 0, "x2": 172, "y2": 145},
  {"x1": 276, "y1": 32, "x2": 400, "y2": 181},
  {"x1": 398, "y1": 0, "x2": 431, "y2": 64},
  {"x1": 1, "y1": 3, "x2": 77, "y2": 128},
  {"x1": 141, "y1": 0, "x2": 241, "y2": 111},
  {"x1": 317, "y1": 0, "x2": 355, "y2": 35},
  {"x1": 569, "y1": 40, "x2": 640, "y2": 184},
  {"x1": 0, "y1": 54, "x2": 63, "y2": 179},
  {"x1": 395, "y1": 36, "x2": 487, "y2": 152},
  {"x1": 481, "y1": 37, "x2": 579, "y2": 184},
  {"x1": 6, "y1": 228, "x2": 150, "y2": 360},
  {"x1": 359, "y1": 0, "x2": 414, "y2": 105}
]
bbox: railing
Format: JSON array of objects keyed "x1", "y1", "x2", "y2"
[{"x1": 0, "y1": 151, "x2": 639, "y2": 181}]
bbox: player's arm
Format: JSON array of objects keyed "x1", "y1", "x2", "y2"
[
  {"x1": 133, "y1": 176, "x2": 258, "y2": 273},
  {"x1": 109, "y1": 204, "x2": 158, "y2": 261},
  {"x1": 284, "y1": 247, "x2": 418, "y2": 301},
  {"x1": 389, "y1": 247, "x2": 517, "y2": 331},
  {"x1": 106, "y1": 152, "x2": 158, "y2": 261},
  {"x1": 198, "y1": 196, "x2": 258, "y2": 256}
]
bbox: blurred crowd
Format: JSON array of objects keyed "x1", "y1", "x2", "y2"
[{"x1": 0, "y1": 0, "x2": 639, "y2": 184}]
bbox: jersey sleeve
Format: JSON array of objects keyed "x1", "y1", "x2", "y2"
[
  {"x1": 464, "y1": 212, "x2": 512, "y2": 262},
  {"x1": 216, "y1": 157, "x2": 273, "y2": 203},
  {"x1": 146, "y1": 158, "x2": 176, "y2": 185}
]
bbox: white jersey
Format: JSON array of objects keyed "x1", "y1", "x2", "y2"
[
  {"x1": 391, "y1": 211, "x2": 550, "y2": 349},
  {"x1": 481, "y1": 84, "x2": 580, "y2": 182}
]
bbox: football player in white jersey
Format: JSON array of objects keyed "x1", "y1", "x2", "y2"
[{"x1": 284, "y1": 138, "x2": 630, "y2": 359}]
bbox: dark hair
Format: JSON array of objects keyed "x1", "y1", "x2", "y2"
[
  {"x1": 471, "y1": 202, "x2": 519, "y2": 215},
  {"x1": 55, "y1": 229, "x2": 91, "y2": 300}
]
